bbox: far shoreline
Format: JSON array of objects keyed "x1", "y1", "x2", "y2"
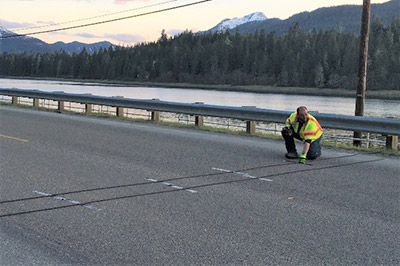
[{"x1": 2, "y1": 76, "x2": 400, "y2": 101}]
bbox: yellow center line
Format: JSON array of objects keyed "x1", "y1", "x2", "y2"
[{"x1": 0, "y1": 134, "x2": 29, "y2": 143}]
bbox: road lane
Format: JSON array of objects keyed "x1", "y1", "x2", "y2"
[{"x1": 1, "y1": 105, "x2": 399, "y2": 265}]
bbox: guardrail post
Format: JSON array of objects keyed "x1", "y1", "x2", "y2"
[
  {"x1": 52, "y1": 91, "x2": 65, "y2": 113},
  {"x1": 86, "y1": 103, "x2": 92, "y2": 114},
  {"x1": 246, "y1": 121, "x2": 256, "y2": 134},
  {"x1": 151, "y1": 98, "x2": 160, "y2": 122},
  {"x1": 12, "y1": 96, "x2": 18, "y2": 105},
  {"x1": 33, "y1": 98, "x2": 39, "y2": 107},
  {"x1": 85, "y1": 93, "x2": 92, "y2": 115},
  {"x1": 58, "y1": 101, "x2": 64, "y2": 112},
  {"x1": 243, "y1": 106, "x2": 256, "y2": 134},
  {"x1": 114, "y1": 96, "x2": 124, "y2": 118},
  {"x1": 195, "y1": 102, "x2": 204, "y2": 127},
  {"x1": 386, "y1": 135, "x2": 398, "y2": 150}
]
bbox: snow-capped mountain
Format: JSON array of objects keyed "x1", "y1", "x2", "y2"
[
  {"x1": 208, "y1": 12, "x2": 267, "y2": 33},
  {"x1": 0, "y1": 26, "x2": 51, "y2": 53},
  {"x1": 1, "y1": 27, "x2": 37, "y2": 40},
  {"x1": 0, "y1": 27, "x2": 20, "y2": 38},
  {"x1": 226, "y1": 0, "x2": 398, "y2": 36}
]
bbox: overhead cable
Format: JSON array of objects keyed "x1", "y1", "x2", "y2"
[
  {"x1": 0, "y1": 0, "x2": 212, "y2": 39},
  {"x1": 10, "y1": 0, "x2": 179, "y2": 32}
]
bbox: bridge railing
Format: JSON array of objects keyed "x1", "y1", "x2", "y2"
[{"x1": 1, "y1": 88, "x2": 399, "y2": 150}]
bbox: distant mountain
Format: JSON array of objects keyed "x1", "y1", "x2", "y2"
[
  {"x1": 0, "y1": 27, "x2": 115, "y2": 54},
  {"x1": 208, "y1": 12, "x2": 267, "y2": 33},
  {"x1": 210, "y1": 0, "x2": 399, "y2": 35},
  {"x1": 50, "y1": 41, "x2": 114, "y2": 54},
  {"x1": 0, "y1": 27, "x2": 50, "y2": 53}
]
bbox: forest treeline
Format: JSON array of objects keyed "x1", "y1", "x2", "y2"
[{"x1": 0, "y1": 17, "x2": 399, "y2": 91}]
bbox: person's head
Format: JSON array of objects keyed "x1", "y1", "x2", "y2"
[{"x1": 296, "y1": 106, "x2": 308, "y2": 123}]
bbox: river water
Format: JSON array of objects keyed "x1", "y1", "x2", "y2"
[{"x1": 1, "y1": 78, "x2": 399, "y2": 118}]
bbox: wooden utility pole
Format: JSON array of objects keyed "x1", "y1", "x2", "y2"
[{"x1": 353, "y1": 0, "x2": 371, "y2": 146}]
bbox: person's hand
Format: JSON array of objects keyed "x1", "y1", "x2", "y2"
[
  {"x1": 282, "y1": 127, "x2": 293, "y2": 136},
  {"x1": 298, "y1": 153, "x2": 307, "y2": 164}
]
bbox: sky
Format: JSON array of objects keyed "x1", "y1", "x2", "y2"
[{"x1": 0, "y1": 0, "x2": 392, "y2": 45}]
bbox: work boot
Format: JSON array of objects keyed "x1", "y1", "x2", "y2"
[{"x1": 285, "y1": 152, "x2": 299, "y2": 159}]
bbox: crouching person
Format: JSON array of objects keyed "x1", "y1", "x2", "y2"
[{"x1": 281, "y1": 106, "x2": 323, "y2": 164}]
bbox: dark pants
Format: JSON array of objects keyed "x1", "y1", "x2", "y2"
[{"x1": 281, "y1": 128, "x2": 322, "y2": 159}]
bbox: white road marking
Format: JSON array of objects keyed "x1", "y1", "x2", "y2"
[
  {"x1": 211, "y1": 167, "x2": 273, "y2": 182},
  {"x1": 210, "y1": 167, "x2": 232, "y2": 173},
  {"x1": 33, "y1": 191, "x2": 51, "y2": 197},
  {"x1": 53, "y1": 196, "x2": 65, "y2": 201},
  {"x1": 259, "y1": 178, "x2": 273, "y2": 182},
  {"x1": 235, "y1": 171, "x2": 257, "y2": 179},
  {"x1": 32, "y1": 190, "x2": 101, "y2": 211},
  {"x1": 145, "y1": 178, "x2": 198, "y2": 194},
  {"x1": 83, "y1": 205, "x2": 100, "y2": 210}
]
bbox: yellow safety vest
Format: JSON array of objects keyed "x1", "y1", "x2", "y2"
[{"x1": 286, "y1": 112, "x2": 323, "y2": 142}]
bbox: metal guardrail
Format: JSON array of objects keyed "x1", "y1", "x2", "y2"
[{"x1": 1, "y1": 88, "x2": 399, "y2": 143}]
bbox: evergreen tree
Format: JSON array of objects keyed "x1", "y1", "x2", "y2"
[{"x1": 0, "y1": 19, "x2": 399, "y2": 90}]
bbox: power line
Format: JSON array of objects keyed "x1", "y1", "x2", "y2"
[
  {"x1": 10, "y1": 0, "x2": 179, "y2": 32},
  {"x1": 0, "y1": 0, "x2": 212, "y2": 39}
]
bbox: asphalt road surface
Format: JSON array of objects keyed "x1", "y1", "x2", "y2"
[{"x1": 1, "y1": 105, "x2": 399, "y2": 266}]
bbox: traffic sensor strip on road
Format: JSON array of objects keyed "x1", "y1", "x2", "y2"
[
  {"x1": 144, "y1": 178, "x2": 198, "y2": 194},
  {"x1": 211, "y1": 167, "x2": 274, "y2": 182},
  {"x1": 0, "y1": 157, "x2": 385, "y2": 219},
  {"x1": 32, "y1": 190, "x2": 101, "y2": 211}
]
